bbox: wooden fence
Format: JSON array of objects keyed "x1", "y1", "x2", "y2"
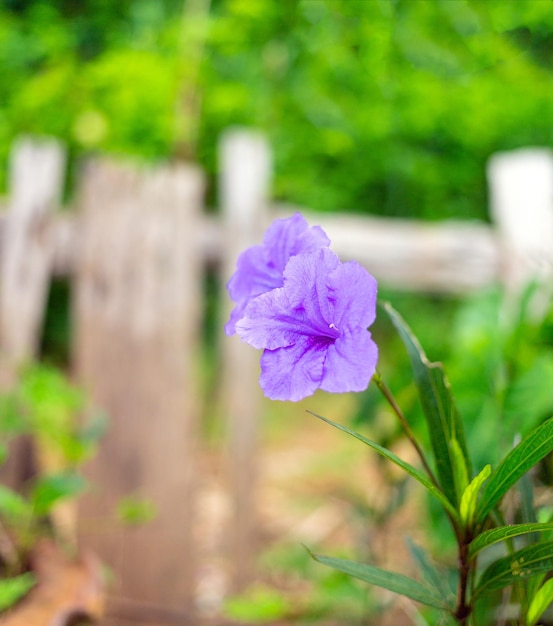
[{"x1": 1, "y1": 130, "x2": 553, "y2": 624}]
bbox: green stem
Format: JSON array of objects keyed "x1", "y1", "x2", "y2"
[
  {"x1": 372, "y1": 371, "x2": 438, "y2": 487},
  {"x1": 373, "y1": 371, "x2": 472, "y2": 621}
]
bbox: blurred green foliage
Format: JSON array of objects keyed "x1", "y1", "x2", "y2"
[
  {"x1": 446, "y1": 284, "x2": 553, "y2": 470},
  {"x1": 1, "y1": 0, "x2": 553, "y2": 219},
  {"x1": 0, "y1": 364, "x2": 105, "y2": 582},
  {"x1": 0, "y1": 363, "x2": 104, "y2": 465},
  {"x1": 0, "y1": 572, "x2": 36, "y2": 611},
  {"x1": 223, "y1": 582, "x2": 293, "y2": 623},
  {"x1": 116, "y1": 494, "x2": 158, "y2": 526},
  {"x1": 223, "y1": 543, "x2": 378, "y2": 625}
]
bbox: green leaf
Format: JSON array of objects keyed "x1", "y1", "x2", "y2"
[
  {"x1": 451, "y1": 437, "x2": 470, "y2": 505},
  {"x1": 223, "y1": 584, "x2": 291, "y2": 623},
  {"x1": 527, "y1": 578, "x2": 553, "y2": 626},
  {"x1": 459, "y1": 464, "x2": 491, "y2": 528},
  {"x1": 469, "y1": 523, "x2": 553, "y2": 559},
  {"x1": 476, "y1": 417, "x2": 553, "y2": 525},
  {"x1": 30, "y1": 472, "x2": 86, "y2": 515},
  {"x1": 518, "y1": 471, "x2": 538, "y2": 526},
  {"x1": 475, "y1": 540, "x2": 553, "y2": 597},
  {"x1": 311, "y1": 552, "x2": 450, "y2": 610},
  {"x1": 406, "y1": 538, "x2": 456, "y2": 607},
  {"x1": 518, "y1": 472, "x2": 541, "y2": 580},
  {"x1": 0, "y1": 485, "x2": 32, "y2": 520},
  {"x1": 0, "y1": 394, "x2": 27, "y2": 435},
  {"x1": 308, "y1": 411, "x2": 459, "y2": 523},
  {"x1": 0, "y1": 573, "x2": 36, "y2": 611},
  {"x1": 385, "y1": 302, "x2": 470, "y2": 507},
  {"x1": 116, "y1": 495, "x2": 157, "y2": 526}
]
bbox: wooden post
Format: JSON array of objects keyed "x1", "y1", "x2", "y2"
[
  {"x1": 0, "y1": 137, "x2": 65, "y2": 487},
  {"x1": 487, "y1": 148, "x2": 553, "y2": 296},
  {"x1": 0, "y1": 137, "x2": 65, "y2": 368},
  {"x1": 74, "y1": 159, "x2": 204, "y2": 624},
  {"x1": 219, "y1": 130, "x2": 271, "y2": 590}
]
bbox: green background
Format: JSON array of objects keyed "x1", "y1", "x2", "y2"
[{"x1": 1, "y1": 0, "x2": 552, "y2": 220}]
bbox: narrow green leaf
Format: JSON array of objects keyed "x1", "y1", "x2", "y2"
[
  {"x1": 527, "y1": 578, "x2": 553, "y2": 626},
  {"x1": 0, "y1": 573, "x2": 35, "y2": 611},
  {"x1": 522, "y1": 472, "x2": 546, "y2": 602},
  {"x1": 469, "y1": 523, "x2": 553, "y2": 559},
  {"x1": 30, "y1": 472, "x2": 86, "y2": 515},
  {"x1": 477, "y1": 418, "x2": 553, "y2": 525},
  {"x1": 451, "y1": 437, "x2": 470, "y2": 505},
  {"x1": 406, "y1": 538, "x2": 456, "y2": 607},
  {"x1": 475, "y1": 540, "x2": 553, "y2": 597},
  {"x1": 519, "y1": 471, "x2": 538, "y2": 526},
  {"x1": 385, "y1": 303, "x2": 470, "y2": 506},
  {"x1": 0, "y1": 485, "x2": 32, "y2": 520},
  {"x1": 311, "y1": 552, "x2": 449, "y2": 610},
  {"x1": 459, "y1": 464, "x2": 491, "y2": 528},
  {"x1": 308, "y1": 411, "x2": 459, "y2": 522}
]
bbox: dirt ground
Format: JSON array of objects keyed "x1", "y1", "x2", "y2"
[
  {"x1": 2, "y1": 393, "x2": 440, "y2": 626},
  {"x1": 192, "y1": 394, "x2": 438, "y2": 626}
]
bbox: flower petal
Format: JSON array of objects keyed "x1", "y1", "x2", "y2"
[
  {"x1": 320, "y1": 330, "x2": 378, "y2": 394},
  {"x1": 225, "y1": 213, "x2": 330, "y2": 335},
  {"x1": 225, "y1": 245, "x2": 281, "y2": 335},
  {"x1": 327, "y1": 261, "x2": 377, "y2": 331},
  {"x1": 263, "y1": 213, "x2": 330, "y2": 273},
  {"x1": 224, "y1": 304, "x2": 246, "y2": 336},
  {"x1": 227, "y1": 245, "x2": 279, "y2": 301},
  {"x1": 282, "y1": 248, "x2": 341, "y2": 326},
  {"x1": 259, "y1": 337, "x2": 327, "y2": 401},
  {"x1": 236, "y1": 288, "x2": 301, "y2": 350}
]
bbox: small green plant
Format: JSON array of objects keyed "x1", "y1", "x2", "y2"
[
  {"x1": 0, "y1": 364, "x2": 105, "y2": 608},
  {"x1": 309, "y1": 304, "x2": 553, "y2": 625}
]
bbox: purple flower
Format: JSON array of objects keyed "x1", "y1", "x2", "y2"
[
  {"x1": 225, "y1": 212, "x2": 330, "y2": 335},
  {"x1": 236, "y1": 248, "x2": 378, "y2": 401}
]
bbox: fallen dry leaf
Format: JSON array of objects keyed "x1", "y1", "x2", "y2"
[{"x1": 0, "y1": 539, "x2": 103, "y2": 626}]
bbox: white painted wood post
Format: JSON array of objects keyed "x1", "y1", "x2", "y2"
[
  {"x1": 219, "y1": 129, "x2": 271, "y2": 590},
  {"x1": 487, "y1": 148, "x2": 553, "y2": 298},
  {"x1": 0, "y1": 137, "x2": 65, "y2": 368}
]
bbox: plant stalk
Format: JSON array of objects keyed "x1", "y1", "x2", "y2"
[
  {"x1": 455, "y1": 536, "x2": 473, "y2": 625},
  {"x1": 372, "y1": 371, "x2": 438, "y2": 487}
]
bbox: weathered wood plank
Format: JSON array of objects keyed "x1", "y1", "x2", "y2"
[
  {"x1": 219, "y1": 130, "x2": 270, "y2": 590},
  {"x1": 0, "y1": 209, "x2": 502, "y2": 293},
  {"x1": 0, "y1": 137, "x2": 65, "y2": 488},
  {"x1": 0, "y1": 137, "x2": 65, "y2": 367},
  {"x1": 74, "y1": 158, "x2": 204, "y2": 622},
  {"x1": 274, "y1": 206, "x2": 501, "y2": 293},
  {"x1": 488, "y1": 148, "x2": 553, "y2": 293}
]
